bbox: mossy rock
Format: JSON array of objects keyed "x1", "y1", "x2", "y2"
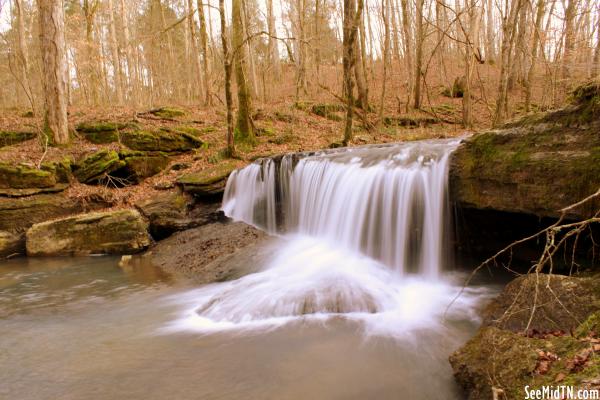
[
  {"x1": 452, "y1": 322, "x2": 600, "y2": 399},
  {"x1": 482, "y1": 274, "x2": 600, "y2": 332},
  {"x1": 0, "y1": 130, "x2": 36, "y2": 147},
  {"x1": 311, "y1": 103, "x2": 345, "y2": 121},
  {"x1": 450, "y1": 102, "x2": 600, "y2": 219},
  {"x1": 177, "y1": 161, "x2": 238, "y2": 198},
  {"x1": 0, "y1": 163, "x2": 56, "y2": 189},
  {"x1": 148, "y1": 107, "x2": 186, "y2": 119},
  {"x1": 76, "y1": 121, "x2": 132, "y2": 144},
  {"x1": 0, "y1": 193, "x2": 107, "y2": 233},
  {"x1": 73, "y1": 150, "x2": 126, "y2": 184},
  {"x1": 119, "y1": 151, "x2": 170, "y2": 181},
  {"x1": 121, "y1": 129, "x2": 203, "y2": 152},
  {"x1": 26, "y1": 209, "x2": 152, "y2": 256},
  {"x1": 173, "y1": 126, "x2": 203, "y2": 136}
]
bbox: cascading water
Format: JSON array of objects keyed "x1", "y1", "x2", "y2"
[
  {"x1": 166, "y1": 139, "x2": 488, "y2": 335},
  {"x1": 222, "y1": 139, "x2": 458, "y2": 276}
]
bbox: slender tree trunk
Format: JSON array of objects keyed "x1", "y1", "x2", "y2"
[
  {"x1": 232, "y1": 0, "x2": 253, "y2": 139},
  {"x1": 485, "y1": 0, "x2": 495, "y2": 62},
  {"x1": 83, "y1": 0, "x2": 99, "y2": 105},
  {"x1": 463, "y1": 0, "x2": 480, "y2": 127},
  {"x1": 186, "y1": 0, "x2": 204, "y2": 102},
  {"x1": 342, "y1": 0, "x2": 364, "y2": 145},
  {"x1": 120, "y1": 0, "x2": 139, "y2": 105},
  {"x1": 197, "y1": 0, "x2": 213, "y2": 105},
  {"x1": 594, "y1": 3, "x2": 600, "y2": 76},
  {"x1": 379, "y1": 0, "x2": 391, "y2": 120},
  {"x1": 295, "y1": 0, "x2": 308, "y2": 98},
  {"x1": 107, "y1": 0, "x2": 124, "y2": 103},
  {"x1": 493, "y1": 0, "x2": 522, "y2": 126},
  {"x1": 266, "y1": 0, "x2": 281, "y2": 79},
  {"x1": 38, "y1": 0, "x2": 69, "y2": 144},
  {"x1": 14, "y1": 0, "x2": 34, "y2": 109},
  {"x1": 413, "y1": 0, "x2": 424, "y2": 109},
  {"x1": 400, "y1": 0, "x2": 413, "y2": 110},
  {"x1": 525, "y1": 0, "x2": 545, "y2": 111},
  {"x1": 562, "y1": 0, "x2": 578, "y2": 79},
  {"x1": 219, "y1": 0, "x2": 235, "y2": 155}
]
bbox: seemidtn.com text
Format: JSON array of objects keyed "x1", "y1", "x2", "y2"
[{"x1": 525, "y1": 386, "x2": 600, "y2": 400}]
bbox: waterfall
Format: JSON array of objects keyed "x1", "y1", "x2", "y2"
[
  {"x1": 221, "y1": 139, "x2": 460, "y2": 276},
  {"x1": 165, "y1": 139, "x2": 491, "y2": 333}
]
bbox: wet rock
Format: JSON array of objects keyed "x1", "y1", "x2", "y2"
[
  {"x1": 177, "y1": 161, "x2": 238, "y2": 199},
  {"x1": 482, "y1": 273, "x2": 600, "y2": 332},
  {"x1": 450, "y1": 82, "x2": 600, "y2": 219},
  {"x1": 76, "y1": 121, "x2": 133, "y2": 144},
  {"x1": 0, "y1": 231, "x2": 24, "y2": 257},
  {"x1": 73, "y1": 150, "x2": 126, "y2": 184},
  {"x1": 26, "y1": 209, "x2": 152, "y2": 256},
  {"x1": 119, "y1": 151, "x2": 170, "y2": 182},
  {"x1": 135, "y1": 191, "x2": 222, "y2": 239},
  {"x1": 0, "y1": 193, "x2": 106, "y2": 233},
  {"x1": 0, "y1": 130, "x2": 36, "y2": 147},
  {"x1": 383, "y1": 115, "x2": 439, "y2": 128},
  {"x1": 147, "y1": 221, "x2": 272, "y2": 283},
  {"x1": 121, "y1": 129, "x2": 202, "y2": 152}
]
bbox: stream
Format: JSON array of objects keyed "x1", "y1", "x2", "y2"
[{"x1": 1, "y1": 139, "x2": 500, "y2": 399}]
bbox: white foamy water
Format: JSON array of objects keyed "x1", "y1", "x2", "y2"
[
  {"x1": 162, "y1": 236, "x2": 487, "y2": 336},
  {"x1": 164, "y1": 139, "x2": 491, "y2": 336}
]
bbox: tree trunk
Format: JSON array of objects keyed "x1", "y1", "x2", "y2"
[
  {"x1": 562, "y1": 0, "x2": 579, "y2": 79},
  {"x1": 342, "y1": 0, "x2": 364, "y2": 145},
  {"x1": 525, "y1": 0, "x2": 545, "y2": 111},
  {"x1": 400, "y1": 0, "x2": 413, "y2": 111},
  {"x1": 107, "y1": 0, "x2": 124, "y2": 104},
  {"x1": 485, "y1": 0, "x2": 495, "y2": 62},
  {"x1": 197, "y1": 0, "x2": 213, "y2": 105},
  {"x1": 413, "y1": 0, "x2": 424, "y2": 109},
  {"x1": 219, "y1": 0, "x2": 235, "y2": 156},
  {"x1": 14, "y1": 0, "x2": 34, "y2": 109},
  {"x1": 267, "y1": 0, "x2": 281, "y2": 79},
  {"x1": 232, "y1": 0, "x2": 254, "y2": 140},
  {"x1": 493, "y1": 0, "x2": 522, "y2": 126},
  {"x1": 38, "y1": 0, "x2": 69, "y2": 145},
  {"x1": 379, "y1": 0, "x2": 391, "y2": 120},
  {"x1": 594, "y1": 3, "x2": 600, "y2": 76}
]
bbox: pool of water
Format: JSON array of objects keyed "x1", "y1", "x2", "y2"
[{"x1": 0, "y1": 247, "x2": 497, "y2": 400}]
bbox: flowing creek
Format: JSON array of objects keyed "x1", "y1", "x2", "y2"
[{"x1": 1, "y1": 140, "x2": 500, "y2": 399}]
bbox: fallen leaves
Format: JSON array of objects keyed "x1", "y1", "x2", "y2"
[{"x1": 534, "y1": 350, "x2": 559, "y2": 375}]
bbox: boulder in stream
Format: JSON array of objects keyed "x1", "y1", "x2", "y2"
[{"x1": 26, "y1": 209, "x2": 152, "y2": 256}]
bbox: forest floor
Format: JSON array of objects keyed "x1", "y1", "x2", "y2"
[{"x1": 0, "y1": 98, "x2": 473, "y2": 208}]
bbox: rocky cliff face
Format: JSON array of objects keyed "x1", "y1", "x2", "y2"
[{"x1": 450, "y1": 81, "x2": 600, "y2": 220}]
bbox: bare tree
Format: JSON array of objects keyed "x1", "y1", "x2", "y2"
[
  {"x1": 342, "y1": 0, "x2": 364, "y2": 144},
  {"x1": 38, "y1": 0, "x2": 69, "y2": 144},
  {"x1": 219, "y1": 0, "x2": 235, "y2": 155},
  {"x1": 232, "y1": 0, "x2": 254, "y2": 140}
]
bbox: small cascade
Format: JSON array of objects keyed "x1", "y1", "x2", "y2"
[{"x1": 221, "y1": 139, "x2": 459, "y2": 276}]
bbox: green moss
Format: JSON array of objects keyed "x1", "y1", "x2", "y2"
[
  {"x1": 0, "y1": 163, "x2": 56, "y2": 189},
  {"x1": 0, "y1": 130, "x2": 36, "y2": 147},
  {"x1": 121, "y1": 129, "x2": 203, "y2": 152},
  {"x1": 149, "y1": 107, "x2": 186, "y2": 119},
  {"x1": 311, "y1": 103, "x2": 345, "y2": 121},
  {"x1": 76, "y1": 121, "x2": 135, "y2": 144},
  {"x1": 174, "y1": 126, "x2": 202, "y2": 136},
  {"x1": 574, "y1": 311, "x2": 600, "y2": 338},
  {"x1": 73, "y1": 150, "x2": 126, "y2": 183}
]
